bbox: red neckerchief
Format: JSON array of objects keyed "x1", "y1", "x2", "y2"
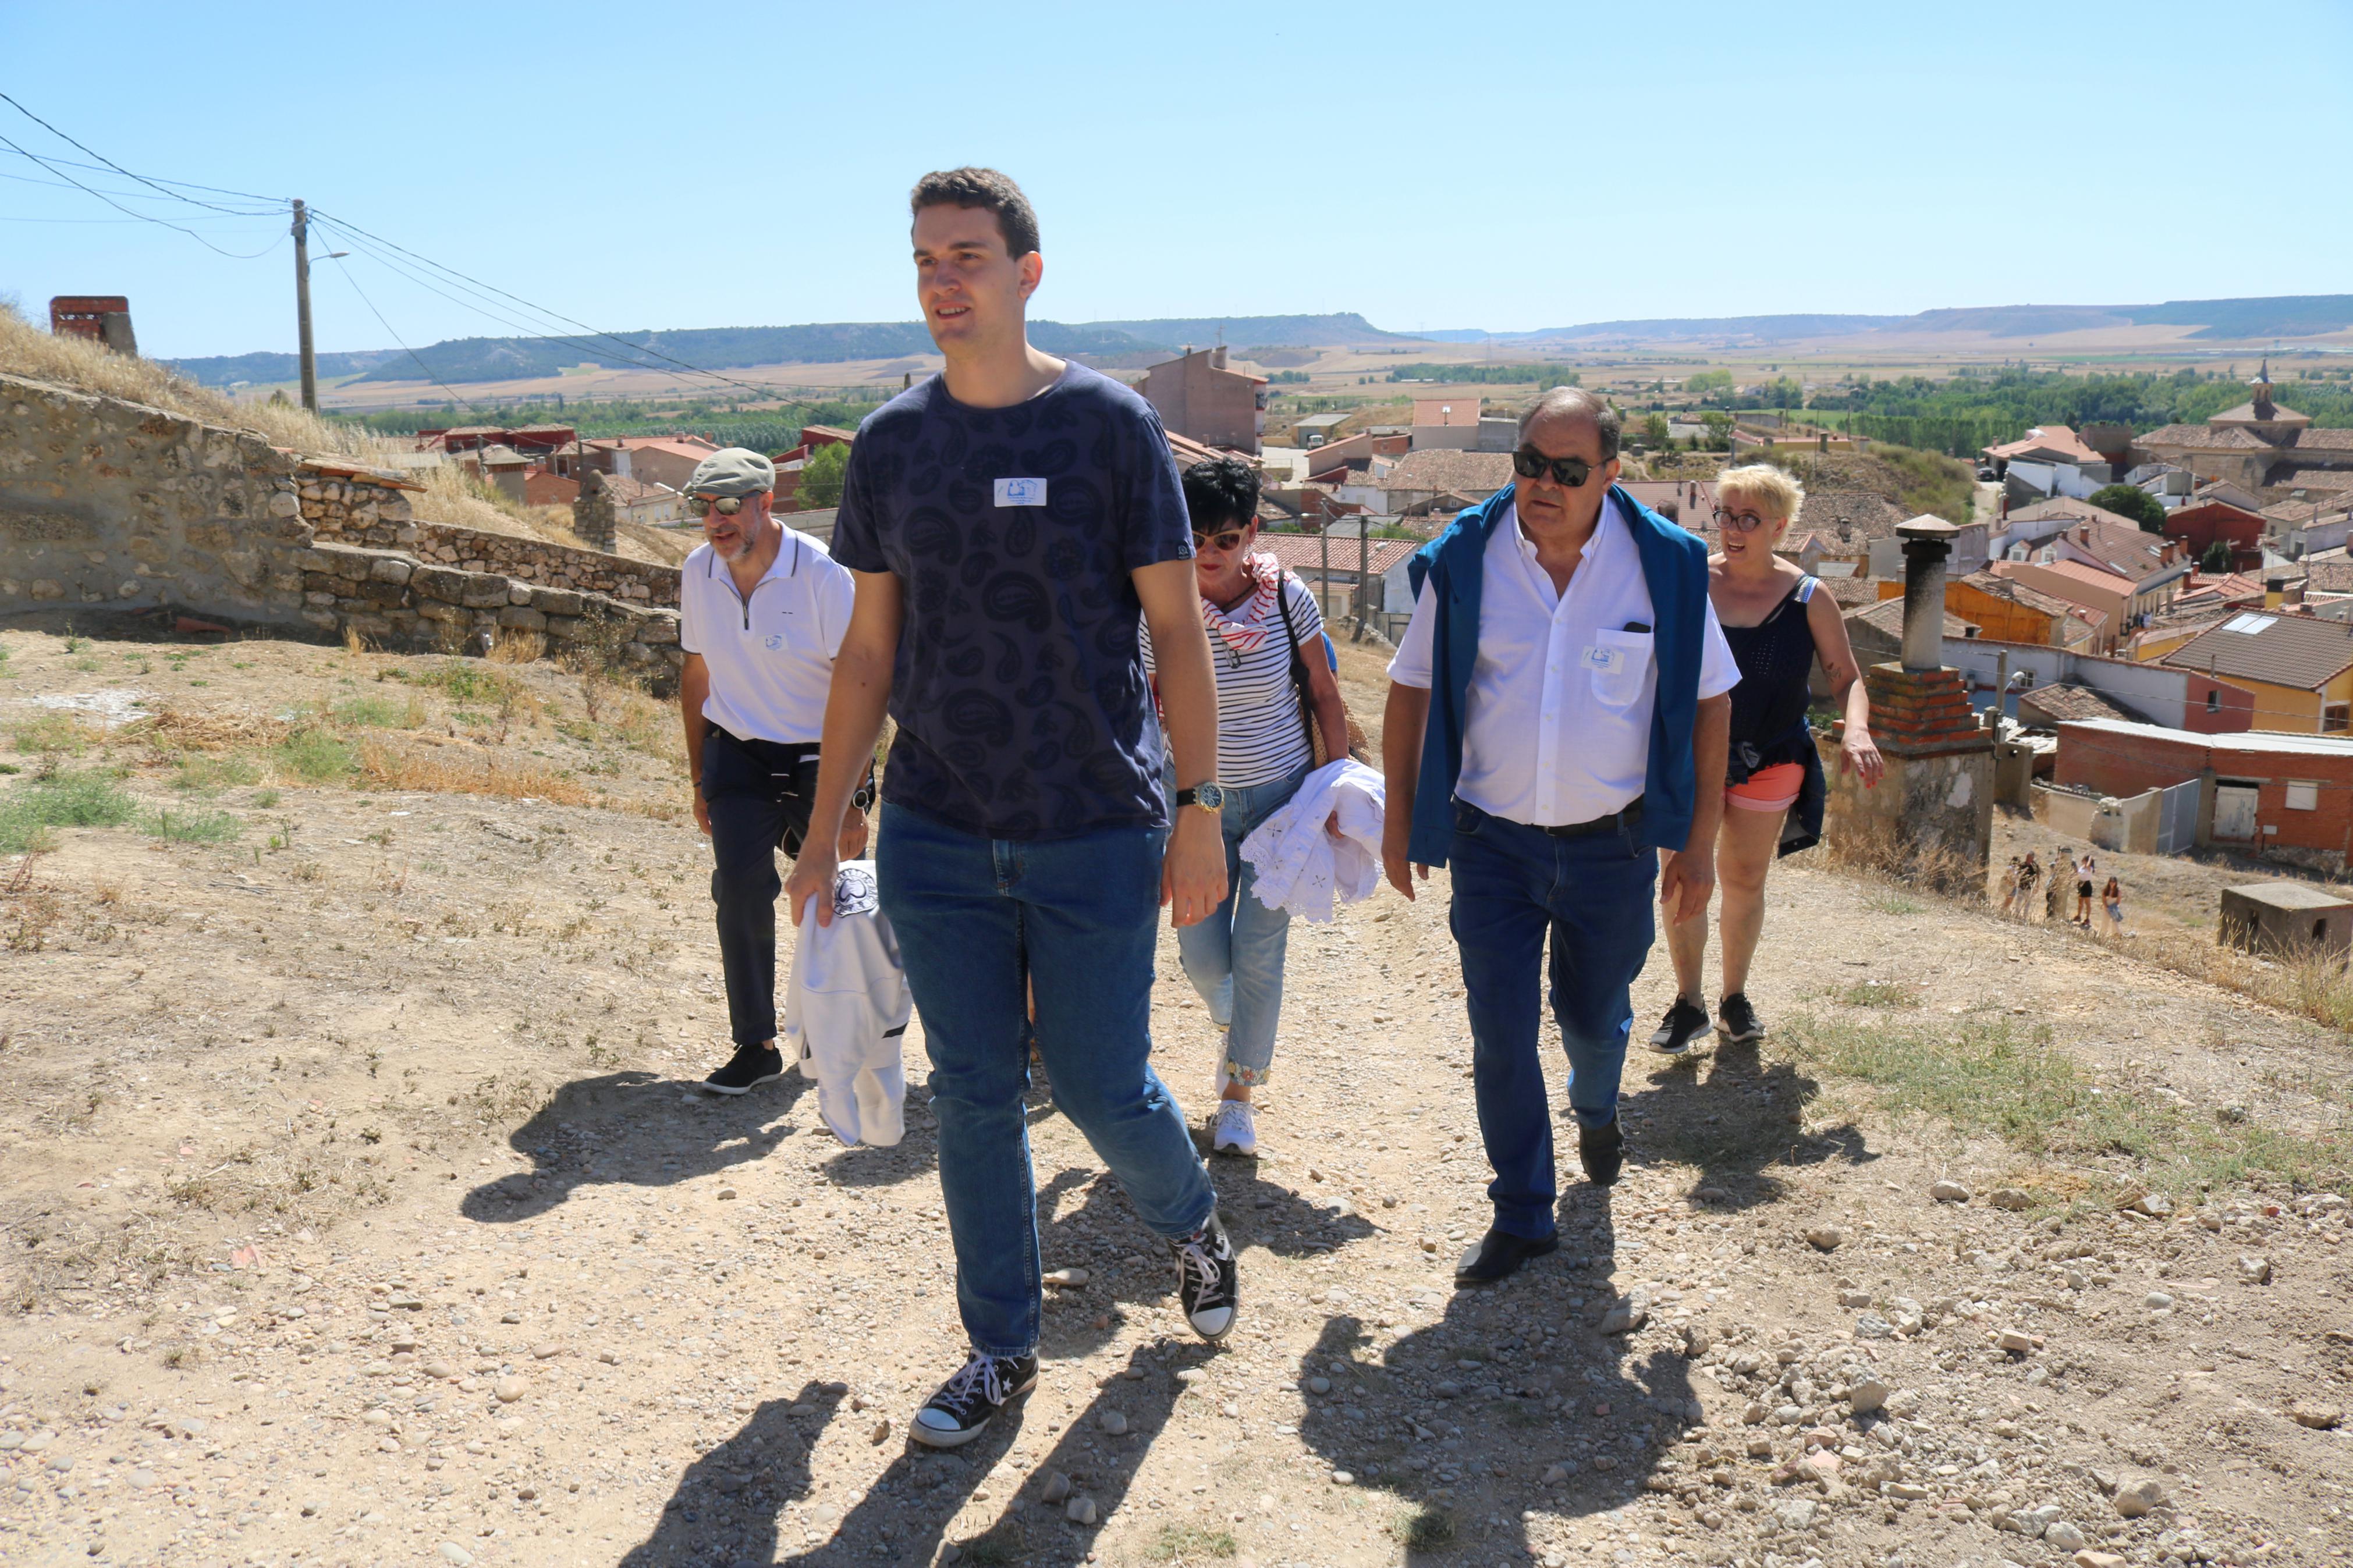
[{"x1": 1202, "y1": 552, "x2": 1282, "y2": 656}]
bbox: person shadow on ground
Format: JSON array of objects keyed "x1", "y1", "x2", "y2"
[
  {"x1": 459, "y1": 1068, "x2": 814, "y2": 1222},
  {"x1": 615, "y1": 1381, "x2": 843, "y2": 1567},
  {"x1": 1619, "y1": 1037, "x2": 1873, "y2": 1210},
  {"x1": 1291, "y1": 1183, "x2": 1701, "y2": 1564}
]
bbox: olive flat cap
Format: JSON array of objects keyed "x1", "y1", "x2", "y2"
[{"x1": 685, "y1": 447, "x2": 776, "y2": 497}]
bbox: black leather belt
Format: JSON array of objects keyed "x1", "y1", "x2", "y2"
[{"x1": 1538, "y1": 796, "x2": 1644, "y2": 838}]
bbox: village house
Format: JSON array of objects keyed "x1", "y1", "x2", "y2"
[
  {"x1": 2159, "y1": 609, "x2": 2353, "y2": 734},
  {"x1": 1255, "y1": 532, "x2": 1419, "y2": 627},
  {"x1": 2264, "y1": 498, "x2": 2353, "y2": 560},
  {"x1": 2054, "y1": 717, "x2": 2353, "y2": 860},
  {"x1": 521, "y1": 467, "x2": 689, "y2": 526},
  {"x1": 1942, "y1": 637, "x2": 2253, "y2": 733},
  {"x1": 2163, "y1": 493, "x2": 2267, "y2": 571},
  {"x1": 1409, "y1": 396, "x2": 1514, "y2": 453},
  {"x1": 1140, "y1": 346, "x2": 1268, "y2": 455},
  {"x1": 1983, "y1": 422, "x2": 2131, "y2": 506},
  {"x1": 417, "y1": 423, "x2": 577, "y2": 458},
  {"x1": 1338, "y1": 449, "x2": 1514, "y2": 517},
  {"x1": 1899, "y1": 569, "x2": 2104, "y2": 649},
  {"x1": 1291, "y1": 412, "x2": 1350, "y2": 449}
]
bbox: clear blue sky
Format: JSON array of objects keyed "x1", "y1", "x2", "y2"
[{"x1": 5, "y1": 1, "x2": 2348, "y2": 360}]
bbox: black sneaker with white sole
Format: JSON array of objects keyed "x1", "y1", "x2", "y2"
[
  {"x1": 1170, "y1": 1214, "x2": 1239, "y2": 1340},
  {"x1": 1718, "y1": 992, "x2": 1766, "y2": 1046},
  {"x1": 1649, "y1": 995, "x2": 1711, "y2": 1054},
  {"x1": 909, "y1": 1352, "x2": 1038, "y2": 1448},
  {"x1": 701, "y1": 1043, "x2": 785, "y2": 1096}
]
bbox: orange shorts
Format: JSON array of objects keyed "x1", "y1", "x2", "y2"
[{"x1": 1725, "y1": 761, "x2": 1804, "y2": 813}]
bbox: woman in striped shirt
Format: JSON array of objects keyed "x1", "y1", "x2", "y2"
[{"x1": 1145, "y1": 458, "x2": 1350, "y2": 1156}]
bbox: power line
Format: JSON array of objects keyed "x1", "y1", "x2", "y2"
[
  {"x1": 0, "y1": 136, "x2": 281, "y2": 259},
  {"x1": 0, "y1": 90, "x2": 285, "y2": 214},
  {"x1": 320, "y1": 253, "x2": 488, "y2": 419}
]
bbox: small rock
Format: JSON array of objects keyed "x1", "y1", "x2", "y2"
[
  {"x1": 2113, "y1": 1475, "x2": 2166, "y2": 1518},
  {"x1": 2128, "y1": 1193, "x2": 2173, "y2": 1218},
  {"x1": 1044, "y1": 1267, "x2": 1090, "y2": 1288},
  {"x1": 1848, "y1": 1378, "x2": 1891, "y2": 1416},
  {"x1": 716, "y1": 1187, "x2": 737, "y2": 1200},
  {"x1": 439, "y1": 1545, "x2": 476, "y2": 1567},
  {"x1": 1990, "y1": 1187, "x2": 2033, "y2": 1211},
  {"x1": 2290, "y1": 1400, "x2": 2344, "y2": 1431},
  {"x1": 1330, "y1": 1470, "x2": 1354, "y2": 1485},
  {"x1": 128, "y1": 1468, "x2": 157, "y2": 1488},
  {"x1": 1098, "y1": 1410, "x2": 1127, "y2": 1436},
  {"x1": 1930, "y1": 1179, "x2": 1972, "y2": 1204},
  {"x1": 1777, "y1": 1498, "x2": 1818, "y2": 1530},
  {"x1": 516, "y1": 1485, "x2": 537, "y2": 1501},
  {"x1": 2144, "y1": 1292, "x2": 2174, "y2": 1311},
  {"x1": 1883, "y1": 1389, "x2": 1922, "y2": 1420},
  {"x1": 1599, "y1": 1293, "x2": 1649, "y2": 1335},
  {"x1": 1996, "y1": 1329, "x2": 2035, "y2": 1353},
  {"x1": 1040, "y1": 1471, "x2": 1072, "y2": 1503},
  {"x1": 598, "y1": 1351, "x2": 619, "y2": 1366},
  {"x1": 2238, "y1": 1254, "x2": 2273, "y2": 1285},
  {"x1": 531, "y1": 1343, "x2": 560, "y2": 1360},
  {"x1": 868, "y1": 1418, "x2": 891, "y2": 1445},
  {"x1": 1304, "y1": 1376, "x2": 1331, "y2": 1395},
  {"x1": 1855, "y1": 1314, "x2": 1894, "y2": 1340},
  {"x1": 1741, "y1": 1400, "x2": 1769, "y2": 1425},
  {"x1": 423, "y1": 1360, "x2": 458, "y2": 1380},
  {"x1": 493, "y1": 1377, "x2": 527, "y2": 1403},
  {"x1": 1065, "y1": 1495, "x2": 1098, "y2": 1525},
  {"x1": 378, "y1": 1437, "x2": 402, "y2": 1453},
  {"x1": 499, "y1": 1311, "x2": 523, "y2": 1325},
  {"x1": 1542, "y1": 1461, "x2": 1577, "y2": 1483},
  {"x1": 1837, "y1": 1289, "x2": 1874, "y2": 1309},
  {"x1": 1805, "y1": 1226, "x2": 1843, "y2": 1251},
  {"x1": 2073, "y1": 1553, "x2": 2128, "y2": 1568},
  {"x1": 2045, "y1": 1521, "x2": 2087, "y2": 1552}
]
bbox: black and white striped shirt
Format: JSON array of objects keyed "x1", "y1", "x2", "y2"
[{"x1": 1143, "y1": 575, "x2": 1326, "y2": 788}]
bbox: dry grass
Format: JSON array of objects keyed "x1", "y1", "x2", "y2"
[{"x1": 355, "y1": 736, "x2": 597, "y2": 807}]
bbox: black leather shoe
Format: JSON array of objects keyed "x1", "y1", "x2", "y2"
[
  {"x1": 1454, "y1": 1227, "x2": 1560, "y2": 1286},
  {"x1": 1579, "y1": 1119, "x2": 1625, "y2": 1186}
]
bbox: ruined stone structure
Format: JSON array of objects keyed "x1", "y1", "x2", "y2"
[
  {"x1": 0, "y1": 371, "x2": 680, "y2": 680},
  {"x1": 1818, "y1": 515, "x2": 1994, "y2": 894},
  {"x1": 571, "y1": 466, "x2": 618, "y2": 555}
]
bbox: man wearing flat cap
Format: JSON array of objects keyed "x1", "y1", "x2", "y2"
[{"x1": 676, "y1": 446, "x2": 870, "y2": 1094}]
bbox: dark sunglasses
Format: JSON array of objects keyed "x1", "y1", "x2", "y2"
[
  {"x1": 1511, "y1": 447, "x2": 1598, "y2": 488},
  {"x1": 1191, "y1": 529, "x2": 1248, "y2": 553},
  {"x1": 691, "y1": 495, "x2": 750, "y2": 516}
]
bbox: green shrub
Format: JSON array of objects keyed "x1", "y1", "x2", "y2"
[
  {"x1": 143, "y1": 806, "x2": 243, "y2": 844},
  {"x1": 274, "y1": 728, "x2": 356, "y2": 783},
  {"x1": 332, "y1": 695, "x2": 422, "y2": 729},
  {"x1": 0, "y1": 769, "x2": 135, "y2": 852},
  {"x1": 171, "y1": 755, "x2": 261, "y2": 793},
  {"x1": 9, "y1": 714, "x2": 93, "y2": 755}
]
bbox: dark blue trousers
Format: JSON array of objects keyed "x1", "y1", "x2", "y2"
[
  {"x1": 1447, "y1": 798, "x2": 1657, "y2": 1240},
  {"x1": 701, "y1": 728, "x2": 818, "y2": 1048}
]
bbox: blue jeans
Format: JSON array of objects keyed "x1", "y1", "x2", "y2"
[
  {"x1": 1447, "y1": 798, "x2": 1657, "y2": 1240},
  {"x1": 876, "y1": 802, "x2": 1218, "y2": 1360},
  {"x1": 1172, "y1": 760, "x2": 1309, "y2": 1087}
]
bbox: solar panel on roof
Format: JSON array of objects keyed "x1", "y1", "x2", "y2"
[{"x1": 2223, "y1": 613, "x2": 2277, "y2": 634}]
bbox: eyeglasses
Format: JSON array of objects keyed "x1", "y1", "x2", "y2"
[
  {"x1": 1712, "y1": 506, "x2": 1776, "y2": 533},
  {"x1": 1191, "y1": 529, "x2": 1248, "y2": 553},
  {"x1": 691, "y1": 495, "x2": 750, "y2": 517},
  {"x1": 1511, "y1": 448, "x2": 1598, "y2": 489}
]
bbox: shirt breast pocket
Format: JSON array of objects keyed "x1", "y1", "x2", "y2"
[{"x1": 1586, "y1": 630, "x2": 1653, "y2": 709}]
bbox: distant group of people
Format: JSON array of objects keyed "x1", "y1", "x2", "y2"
[
  {"x1": 2002, "y1": 848, "x2": 2124, "y2": 932},
  {"x1": 660, "y1": 164, "x2": 1890, "y2": 1452}
]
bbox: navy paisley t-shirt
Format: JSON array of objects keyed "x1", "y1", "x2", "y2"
[{"x1": 831, "y1": 361, "x2": 1194, "y2": 840}]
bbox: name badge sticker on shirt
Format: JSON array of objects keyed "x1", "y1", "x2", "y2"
[
  {"x1": 1581, "y1": 644, "x2": 1627, "y2": 674},
  {"x1": 993, "y1": 477, "x2": 1047, "y2": 508}
]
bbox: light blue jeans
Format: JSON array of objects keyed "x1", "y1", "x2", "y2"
[
  {"x1": 1172, "y1": 760, "x2": 1311, "y2": 1088},
  {"x1": 876, "y1": 802, "x2": 1217, "y2": 1360}
]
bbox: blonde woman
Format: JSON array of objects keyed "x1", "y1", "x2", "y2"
[{"x1": 1652, "y1": 465, "x2": 1883, "y2": 1054}]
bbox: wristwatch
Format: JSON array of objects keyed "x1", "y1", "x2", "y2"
[{"x1": 1174, "y1": 783, "x2": 1228, "y2": 813}]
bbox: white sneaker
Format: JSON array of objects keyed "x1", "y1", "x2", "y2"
[{"x1": 1211, "y1": 1099, "x2": 1258, "y2": 1157}]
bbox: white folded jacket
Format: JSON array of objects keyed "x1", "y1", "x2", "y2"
[
  {"x1": 783, "y1": 860, "x2": 914, "y2": 1148},
  {"x1": 1238, "y1": 758, "x2": 1387, "y2": 923}
]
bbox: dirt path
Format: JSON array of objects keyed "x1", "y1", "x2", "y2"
[{"x1": 1, "y1": 627, "x2": 2349, "y2": 1568}]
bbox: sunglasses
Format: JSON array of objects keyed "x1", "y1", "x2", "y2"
[
  {"x1": 1191, "y1": 529, "x2": 1248, "y2": 553},
  {"x1": 692, "y1": 495, "x2": 751, "y2": 517},
  {"x1": 1712, "y1": 506, "x2": 1775, "y2": 533},
  {"x1": 1511, "y1": 448, "x2": 1598, "y2": 488}
]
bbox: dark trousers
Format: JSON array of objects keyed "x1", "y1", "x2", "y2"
[
  {"x1": 701, "y1": 728, "x2": 819, "y2": 1048},
  {"x1": 1447, "y1": 798, "x2": 1657, "y2": 1240}
]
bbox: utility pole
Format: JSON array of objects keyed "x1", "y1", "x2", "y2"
[{"x1": 292, "y1": 199, "x2": 317, "y2": 412}]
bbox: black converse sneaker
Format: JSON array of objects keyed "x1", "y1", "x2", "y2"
[
  {"x1": 701, "y1": 1043, "x2": 785, "y2": 1096},
  {"x1": 1170, "y1": 1215, "x2": 1239, "y2": 1341},
  {"x1": 909, "y1": 1352, "x2": 1039, "y2": 1449}
]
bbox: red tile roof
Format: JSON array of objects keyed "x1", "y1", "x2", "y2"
[{"x1": 1256, "y1": 532, "x2": 1418, "y2": 578}]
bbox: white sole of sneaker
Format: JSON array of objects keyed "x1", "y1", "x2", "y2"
[
  {"x1": 700, "y1": 1071, "x2": 783, "y2": 1097},
  {"x1": 907, "y1": 1375, "x2": 1037, "y2": 1449}
]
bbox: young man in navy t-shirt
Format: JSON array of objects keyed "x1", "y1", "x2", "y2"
[{"x1": 785, "y1": 168, "x2": 1238, "y2": 1447}]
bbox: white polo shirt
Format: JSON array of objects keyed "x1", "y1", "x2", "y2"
[
  {"x1": 679, "y1": 528, "x2": 855, "y2": 745},
  {"x1": 1389, "y1": 494, "x2": 1739, "y2": 827}
]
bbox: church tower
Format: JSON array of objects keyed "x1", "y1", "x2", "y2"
[{"x1": 2251, "y1": 357, "x2": 2275, "y2": 418}]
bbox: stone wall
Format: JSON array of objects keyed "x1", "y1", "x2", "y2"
[
  {"x1": 1, "y1": 371, "x2": 313, "y2": 623},
  {"x1": 305, "y1": 479, "x2": 680, "y2": 609},
  {"x1": 0, "y1": 371, "x2": 682, "y2": 683}
]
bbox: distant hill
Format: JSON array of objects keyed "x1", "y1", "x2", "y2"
[
  {"x1": 1078, "y1": 314, "x2": 1415, "y2": 350},
  {"x1": 1511, "y1": 314, "x2": 1904, "y2": 344},
  {"x1": 1511, "y1": 297, "x2": 2353, "y2": 346}
]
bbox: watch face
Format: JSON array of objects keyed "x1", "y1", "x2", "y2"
[{"x1": 1195, "y1": 783, "x2": 1227, "y2": 810}]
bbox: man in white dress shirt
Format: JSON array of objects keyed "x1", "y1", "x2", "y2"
[{"x1": 1381, "y1": 388, "x2": 1736, "y2": 1285}]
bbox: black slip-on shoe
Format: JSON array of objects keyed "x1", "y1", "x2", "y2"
[
  {"x1": 1454, "y1": 1227, "x2": 1560, "y2": 1286},
  {"x1": 701, "y1": 1043, "x2": 785, "y2": 1096},
  {"x1": 1578, "y1": 1119, "x2": 1625, "y2": 1187}
]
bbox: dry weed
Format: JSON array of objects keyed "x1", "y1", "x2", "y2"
[{"x1": 356, "y1": 737, "x2": 595, "y2": 806}]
